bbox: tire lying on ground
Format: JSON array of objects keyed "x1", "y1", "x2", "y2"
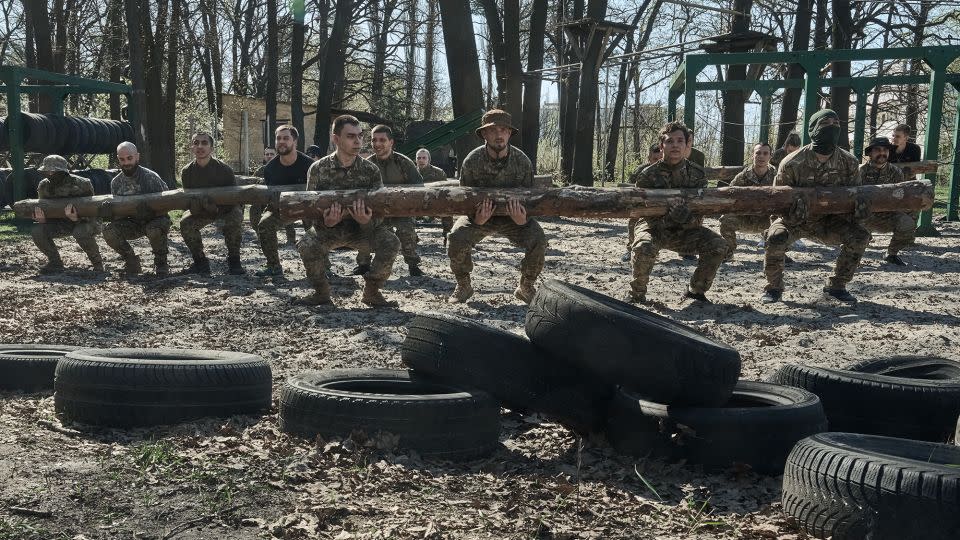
[
  {"x1": 0, "y1": 344, "x2": 80, "y2": 392},
  {"x1": 607, "y1": 381, "x2": 826, "y2": 474},
  {"x1": 782, "y1": 432, "x2": 960, "y2": 540},
  {"x1": 772, "y1": 356, "x2": 960, "y2": 441},
  {"x1": 525, "y1": 279, "x2": 741, "y2": 407},
  {"x1": 54, "y1": 348, "x2": 272, "y2": 427},
  {"x1": 280, "y1": 368, "x2": 500, "y2": 461},
  {"x1": 402, "y1": 312, "x2": 610, "y2": 434}
]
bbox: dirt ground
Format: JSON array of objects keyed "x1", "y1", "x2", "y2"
[{"x1": 1, "y1": 213, "x2": 958, "y2": 540}]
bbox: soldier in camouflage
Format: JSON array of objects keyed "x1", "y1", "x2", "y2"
[
  {"x1": 622, "y1": 143, "x2": 664, "y2": 262},
  {"x1": 771, "y1": 132, "x2": 801, "y2": 168},
  {"x1": 178, "y1": 132, "x2": 245, "y2": 275},
  {"x1": 416, "y1": 148, "x2": 447, "y2": 183},
  {"x1": 719, "y1": 142, "x2": 777, "y2": 259},
  {"x1": 295, "y1": 115, "x2": 400, "y2": 307},
  {"x1": 860, "y1": 136, "x2": 914, "y2": 266},
  {"x1": 102, "y1": 142, "x2": 172, "y2": 277},
  {"x1": 446, "y1": 109, "x2": 545, "y2": 304},
  {"x1": 353, "y1": 125, "x2": 425, "y2": 277},
  {"x1": 30, "y1": 155, "x2": 103, "y2": 274},
  {"x1": 762, "y1": 109, "x2": 871, "y2": 304},
  {"x1": 626, "y1": 121, "x2": 728, "y2": 304}
]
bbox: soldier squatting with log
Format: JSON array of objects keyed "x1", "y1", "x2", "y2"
[{"x1": 17, "y1": 109, "x2": 934, "y2": 308}]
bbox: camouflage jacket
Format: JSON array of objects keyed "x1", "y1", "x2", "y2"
[
  {"x1": 308, "y1": 152, "x2": 384, "y2": 229},
  {"x1": 459, "y1": 145, "x2": 534, "y2": 188},
  {"x1": 111, "y1": 166, "x2": 169, "y2": 196},
  {"x1": 38, "y1": 173, "x2": 95, "y2": 199},
  {"x1": 368, "y1": 152, "x2": 423, "y2": 185},
  {"x1": 774, "y1": 145, "x2": 861, "y2": 188},
  {"x1": 730, "y1": 165, "x2": 777, "y2": 187},
  {"x1": 771, "y1": 147, "x2": 796, "y2": 167},
  {"x1": 631, "y1": 159, "x2": 707, "y2": 229},
  {"x1": 418, "y1": 164, "x2": 447, "y2": 183},
  {"x1": 859, "y1": 162, "x2": 905, "y2": 186}
]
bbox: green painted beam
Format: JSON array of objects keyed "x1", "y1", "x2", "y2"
[
  {"x1": 0, "y1": 65, "x2": 131, "y2": 94},
  {"x1": 916, "y1": 59, "x2": 951, "y2": 236},
  {"x1": 946, "y1": 83, "x2": 960, "y2": 221},
  {"x1": 684, "y1": 46, "x2": 960, "y2": 68},
  {"x1": 0, "y1": 84, "x2": 121, "y2": 94},
  {"x1": 669, "y1": 60, "x2": 687, "y2": 92},
  {"x1": 693, "y1": 74, "x2": 951, "y2": 92}
]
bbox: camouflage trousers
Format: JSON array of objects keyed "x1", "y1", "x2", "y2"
[
  {"x1": 864, "y1": 212, "x2": 917, "y2": 256},
  {"x1": 447, "y1": 216, "x2": 547, "y2": 280},
  {"x1": 179, "y1": 205, "x2": 243, "y2": 260},
  {"x1": 357, "y1": 218, "x2": 420, "y2": 267},
  {"x1": 102, "y1": 216, "x2": 171, "y2": 258},
  {"x1": 630, "y1": 221, "x2": 727, "y2": 297},
  {"x1": 297, "y1": 223, "x2": 399, "y2": 292},
  {"x1": 256, "y1": 209, "x2": 297, "y2": 268},
  {"x1": 32, "y1": 219, "x2": 102, "y2": 266},
  {"x1": 249, "y1": 204, "x2": 296, "y2": 244},
  {"x1": 764, "y1": 216, "x2": 870, "y2": 291},
  {"x1": 625, "y1": 218, "x2": 639, "y2": 248},
  {"x1": 719, "y1": 214, "x2": 772, "y2": 255}
]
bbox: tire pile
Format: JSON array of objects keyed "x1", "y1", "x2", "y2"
[
  {"x1": 2, "y1": 280, "x2": 959, "y2": 539},
  {"x1": 0, "y1": 113, "x2": 135, "y2": 155}
]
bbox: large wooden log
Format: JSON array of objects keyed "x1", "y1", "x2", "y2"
[{"x1": 278, "y1": 180, "x2": 933, "y2": 220}]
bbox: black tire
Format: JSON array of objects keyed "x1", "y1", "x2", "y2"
[
  {"x1": 63, "y1": 116, "x2": 81, "y2": 154},
  {"x1": 782, "y1": 432, "x2": 960, "y2": 540},
  {"x1": 90, "y1": 119, "x2": 107, "y2": 152},
  {"x1": 55, "y1": 348, "x2": 272, "y2": 427},
  {"x1": 0, "y1": 344, "x2": 80, "y2": 392},
  {"x1": 46, "y1": 114, "x2": 69, "y2": 154},
  {"x1": 772, "y1": 356, "x2": 960, "y2": 442},
  {"x1": 22, "y1": 113, "x2": 46, "y2": 152},
  {"x1": 279, "y1": 368, "x2": 500, "y2": 461},
  {"x1": 74, "y1": 169, "x2": 112, "y2": 195},
  {"x1": 121, "y1": 121, "x2": 135, "y2": 144},
  {"x1": 525, "y1": 279, "x2": 741, "y2": 406},
  {"x1": 0, "y1": 169, "x2": 9, "y2": 209},
  {"x1": 607, "y1": 381, "x2": 826, "y2": 474},
  {"x1": 402, "y1": 312, "x2": 609, "y2": 434},
  {"x1": 107, "y1": 120, "x2": 124, "y2": 148},
  {"x1": 0, "y1": 117, "x2": 7, "y2": 150},
  {"x1": 75, "y1": 118, "x2": 92, "y2": 153}
]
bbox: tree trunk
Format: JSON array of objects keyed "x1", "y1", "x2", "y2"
[
  {"x1": 502, "y1": 0, "x2": 524, "y2": 143},
  {"x1": 904, "y1": 3, "x2": 930, "y2": 136},
  {"x1": 720, "y1": 0, "x2": 754, "y2": 166},
  {"x1": 265, "y1": 0, "x2": 279, "y2": 136},
  {"x1": 52, "y1": 0, "x2": 67, "y2": 73},
  {"x1": 423, "y1": 0, "x2": 437, "y2": 119},
  {"x1": 828, "y1": 0, "x2": 852, "y2": 149},
  {"x1": 404, "y1": 0, "x2": 417, "y2": 119},
  {"x1": 776, "y1": 0, "x2": 812, "y2": 148},
  {"x1": 438, "y1": 0, "x2": 485, "y2": 168},
  {"x1": 521, "y1": 0, "x2": 548, "y2": 170},
  {"x1": 23, "y1": 0, "x2": 54, "y2": 112},
  {"x1": 570, "y1": 0, "x2": 610, "y2": 186},
  {"x1": 107, "y1": 0, "x2": 124, "y2": 121},
  {"x1": 314, "y1": 0, "x2": 354, "y2": 153},
  {"x1": 813, "y1": 0, "x2": 829, "y2": 50},
  {"x1": 124, "y1": 0, "x2": 149, "y2": 159},
  {"x1": 205, "y1": 0, "x2": 223, "y2": 118},
  {"x1": 370, "y1": 0, "x2": 396, "y2": 115},
  {"x1": 291, "y1": 11, "x2": 306, "y2": 151}
]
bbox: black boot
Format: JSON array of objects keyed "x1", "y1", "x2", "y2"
[
  {"x1": 227, "y1": 255, "x2": 246, "y2": 275},
  {"x1": 185, "y1": 255, "x2": 211, "y2": 276}
]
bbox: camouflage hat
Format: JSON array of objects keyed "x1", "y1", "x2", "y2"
[
  {"x1": 475, "y1": 109, "x2": 518, "y2": 139},
  {"x1": 37, "y1": 155, "x2": 70, "y2": 173},
  {"x1": 865, "y1": 136, "x2": 895, "y2": 153}
]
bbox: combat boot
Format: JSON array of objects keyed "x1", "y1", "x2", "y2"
[
  {"x1": 408, "y1": 263, "x2": 424, "y2": 277},
  {"x1": 227, "y1": 255, "x2": 246, "y2": 275},
  {"x1": 154, "y1": 254, "x2": 170, "y2": 277},
  {"x1": 120, "y1": 253, "x2": 142, "y2": 277},
  {"x1": 255, "y1": 265, "x2": 284, "y2": 278},
  {"x1": 448, "y1": 275, "x2": 474, "y2": 304},
  {"x1": 39, "y1": 259, "x2": 65, "y2": 275},
  {"x1": 514, "y1": 277, "x2": 536, "y2": 304},
  {"x1": 362, "y1": 280, "x2": 397, "y2": 308},
  {"x1": 88, "y1": 253, "x2": 105, "y2": 273},
  {"x1": 295, "y1": 282, "x2": 333, "y2": 306},
  {"x1": 350, "y1": 263, "x2": 371, "y2": 276},
  {"x1": 184, "y1": 255, "x2": 211, "y2": 276}
]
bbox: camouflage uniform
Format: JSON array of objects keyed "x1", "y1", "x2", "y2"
[
  {"x1": 356, "y1": 152, "x2": 423, "y2": 267},
  {"x1": 102, "y1": 166, "x2": 171, "y2": 269},
  {"x1": 32, "y1": 173, "x2": 103, "y2": 268},
  {"x1": 627, "y1": 159, "x2": 728, "y2": 299},
  {"x1": 718, "y1": 165, "x2": 777, "y2": 255},
  {"x1": 297, "y1": 153, "x2": 399, "y2": 297},
  {"x1": 860, "y1": 162, "x2": 915, "y2": 256},
  {"x1": 179, "y1": 158, "x2": 243, "y2": 262},
  {"x1": 447, "y1": 145, "x2": 546, "y2": 282},
  {"x1": 764, "y1": 145, "x2": 869, "y2": 291},
  {"x1": 419, "y1": 164, "x2": 447, "y2": 183}
]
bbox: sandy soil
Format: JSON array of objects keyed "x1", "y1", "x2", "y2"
[{"x1": 1, "y1": 214, "x2": 958, "y2": 539}]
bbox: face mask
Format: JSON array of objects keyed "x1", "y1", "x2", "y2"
[{"x1": 810, "y1": 123, "x2": 840, "y2": 154}]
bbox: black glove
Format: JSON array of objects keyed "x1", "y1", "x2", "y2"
[
  {"x1": 788, "y1": 196, "x2": 809, "y2": 224},
  {"x1": 135, "y1": 201, "x2": 153, "y2": 221},
  {"x1": 663, "y1": 200, "x2": 692, "y2": 227},
  {"x1": 97, "y1": 200, "x2": 114, "y2": 219},
  {"x1": 854, "y1": 196, "x2": 871, "y2": 221}
]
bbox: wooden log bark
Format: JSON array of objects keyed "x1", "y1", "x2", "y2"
[{"x1": 278, "y1": 180, "x2": 933, "y2": 220}]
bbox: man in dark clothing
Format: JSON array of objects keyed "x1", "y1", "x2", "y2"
[
  {"x1": 179, "y1": 132, "x2": 245, "y2": 275},
  {"x1": 890, "y1": 124, "x2": 922, "y2": 178},
  {"x1": 254, "y1": 125, "x2": 314, "y2": 278}
]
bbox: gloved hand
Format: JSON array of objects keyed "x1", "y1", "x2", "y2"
[
  {"x1": 854, "y1": 196, "x2": 871, "y2": 221},
  {"x1": 787, "y1": 196, "x2": 809, "y2": 224},
  {"x1": 663, "y1": 200, "x2": 692, "y2": 227}
]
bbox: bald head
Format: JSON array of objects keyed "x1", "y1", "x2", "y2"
[{"x1": 117, "y1": 142, "x2": 140, "y2": 175}]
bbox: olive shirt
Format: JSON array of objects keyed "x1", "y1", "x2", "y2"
[
  {"x1": 180, "y1": 158, "x2": 237, "y2": 189},
  {"x1": 368, "y1": 151, "x2": 423, "y2": 185},
  {"x1": 630, "y1": 159, "x2": 707, "y2": 229}
]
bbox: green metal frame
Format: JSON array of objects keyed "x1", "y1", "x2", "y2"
[
  {"x1": 1, "y1": 65, "x2": 133, "y2": 203},
  {"x1": 667, "y1": 46, "x2": 960, "y2": 230},
  {"x1": 396, "y1": 108, "x2": 485, "y2": 158}
]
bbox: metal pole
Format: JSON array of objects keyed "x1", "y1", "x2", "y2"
[
  {"x1": 852, "y1": 89, "x2": 869, "y2": 161},
  {"x1": 683, "y1": 59, "x2": 701, "y2": 130},
  {"x1": 947, "y1": 85, "x2": 960, "y2": 221},
  {"x1": 4, "y1": 69, "x2": 26, "y2": 203},
  {"x1": 916, "y1": 61, "x2": 947, "y2": 236},
  {"x1": 242, "y1": 109, "x2": 250, "y2": 174},
  {"x1": 800, "y1": 61, "x2": 822, "y2": 146},
  {"x1": 668, "y1": 89, "x2": 679, "y2": 122},
  {"x1": 759, "y1": 93, "x2": 772, "y2": 144}
]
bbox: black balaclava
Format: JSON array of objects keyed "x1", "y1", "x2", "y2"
[{"x1": 808, "y1": 109, "x2": 841, "y2": 155}]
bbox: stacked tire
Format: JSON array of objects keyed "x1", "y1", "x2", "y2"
[{"x1": 0, "y1": 114, "x2": 134, "y2": 155}]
